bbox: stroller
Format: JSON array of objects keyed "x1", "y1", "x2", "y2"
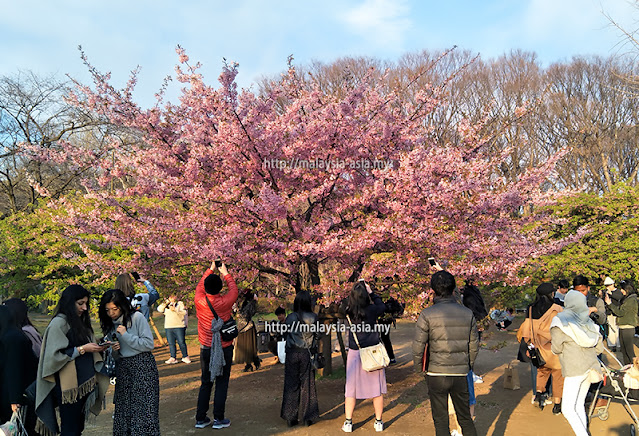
[{"x1": 588, "y1": 349, "x2": 639, "y2": 435}]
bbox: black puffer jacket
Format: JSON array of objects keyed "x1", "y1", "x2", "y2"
[{"x1": 412, "y1": 296, "x2": 479, "y2": 375}]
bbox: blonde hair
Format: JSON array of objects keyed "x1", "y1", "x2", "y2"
[{"x1": 115, "y1": 273, "x2": 136, "y2": 297}]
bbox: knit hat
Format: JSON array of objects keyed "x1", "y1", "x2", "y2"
[
  {"x1": 536, "y1": 282, "x2": 555, "y2": 296},
  {"x1": 604, "y1": 277, "x2": 615, "y2": 286}
]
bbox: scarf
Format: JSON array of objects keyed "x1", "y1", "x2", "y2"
[
  {"x1": 551, "y1": 290, "x2": 600, "y2": 348},
  {"x1": 35, "y1": 315, "x2": 109, "y2": 436},
  {"x1": 209, "y1": 317, "x2": 226, "y2": 380}
]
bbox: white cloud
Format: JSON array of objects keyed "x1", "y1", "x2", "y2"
[{"x1": 340, "y1": 0, "x2": 412, "y2": 50}]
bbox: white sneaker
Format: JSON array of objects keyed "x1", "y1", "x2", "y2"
[
  {"x1": 374, "y1": 419, "x2": 384, "y2": 432},
  {"x1": 342, "y1": 420, "x2": 353, "y2": 433},
  {"x1": 165, "y1": 357, "x2": 178, "y2": 364},
  {"x1": 473, "y1": 374, "x2": 483, "y2": 384},
  {"x1": 451, "y1": 430, "x2": 463, "y2": 436},
  {"x1": 181, "y1": 356, "x2": 192, "y2": 364}
]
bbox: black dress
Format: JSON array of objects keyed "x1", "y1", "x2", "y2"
[{"x1": 234, "y1": 300, "x2": 260, "y2": 368}]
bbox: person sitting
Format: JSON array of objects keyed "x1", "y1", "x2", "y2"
[{"x1": 491, "y1": 308, "x2": 515, "y2": 331}]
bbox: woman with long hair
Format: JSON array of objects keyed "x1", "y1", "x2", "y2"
[
  {"x1": 605, "y1": 279, "x2": 638, "y2": 365},
  {"x1": 115, "y1": 272, "x2": 160, "y2": 321},
  {"x1": 234, "y1": 290, "x2": 261, "y2": 372},
  {"x1": 35, "y1": 285, "x2": 109, "y2": 436},
  {"x1": 0, "y1": 305, "x2": 39, "y2": 433},
  {"x1": 3, "y1": 298, "x2": 42, "y2": 357},
  {"x1": 98, "y1": 289, "x2": 159, "y2": 436},
  {"x1": 342, "y1": 280, "x2": 387, "y2": 433},
  {"x1": 280, "y1": 291, "x2": 320, "y2": 427},
  {"x1": 551, "y1": 290, "x2": 604, "y2": 436}
]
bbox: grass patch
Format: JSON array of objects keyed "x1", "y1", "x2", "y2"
[{"x1": 316, "y1": 365, "x2": 346, "y2": 380}]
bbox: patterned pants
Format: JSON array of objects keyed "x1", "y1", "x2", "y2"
[
  {"x1": 280, "y1": 347, "x2": 319, "y2": 423},
  {"x1": 113, "y1": 351, "x2": 160, "y2": 436}
]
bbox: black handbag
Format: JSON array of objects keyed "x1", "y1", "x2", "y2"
[
  {"x1": 527, "y1": 344, "x2": 546, "y2": 368},
  {"x1": 205, "y1": 296, "x2": 239, "y2": 341},
  {"x1": 527, "y1": 308, "x2": 546, "y2": 368},
  {"x1": 309, "y1": 346, "x2": 325, "y2": 370}
]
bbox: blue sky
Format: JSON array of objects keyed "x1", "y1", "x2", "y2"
[{"x1": 1, "y1": 0, "x2": 637, "y2": 107}]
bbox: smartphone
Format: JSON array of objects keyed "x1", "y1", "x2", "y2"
[
  {"x1": 214, "y1": 259, "x2": 222, "y2": 268},
  {"x1": 428, "y1": 257, "x2": 436, "y2": 266},
  {"x1": 98, "y1": 339, "x2": 110, "y2": 347},
  {"x1": 131, "y1": 271, "x2": 141, "y2": 281}
]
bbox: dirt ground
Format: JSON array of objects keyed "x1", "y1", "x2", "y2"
[{"x1": 79, "y1": 316, "x2": 638, "y2": 435}]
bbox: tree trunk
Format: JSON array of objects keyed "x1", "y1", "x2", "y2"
[{"x1": 294, "y1": 258, "x2": 320, "y2": 293}]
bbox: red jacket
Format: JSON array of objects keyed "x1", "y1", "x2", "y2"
[{"x1": 195, "y1": 269, "x2": 238, "y2": 348}]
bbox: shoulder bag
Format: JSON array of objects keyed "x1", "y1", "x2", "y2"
[
  {"x1": 309, "y1": 333, "x2": 325, "y2": 371},
  {"x1": 205, "y1": 296, "x2": 239, "y2": 341},
  {"x1": 346, "y1": 315, "x2": 389, "y2": 372},
  {"x1": 527, "y1": 308, "x2": 546, "y2": 368}
]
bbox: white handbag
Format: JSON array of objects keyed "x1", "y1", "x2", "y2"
[
  {"x1": 277, "y1": 340, "x2": 287, "y2": 364},
  {"x1": 346, "y1": 315, "x2": 389, "y2": 372}
]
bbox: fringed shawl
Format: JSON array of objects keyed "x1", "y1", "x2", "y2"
[{"x1": 35, "y1": 315, "x2": 109, "y2": 436}]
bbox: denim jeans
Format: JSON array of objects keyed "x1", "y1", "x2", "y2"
[{"x1": 166, "y1": 327, "x2": 188, "y2": 358}]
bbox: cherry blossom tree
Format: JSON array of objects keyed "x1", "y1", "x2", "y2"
[{"x1": 23, "y1": 48, "x2": 576, "y2": 303}]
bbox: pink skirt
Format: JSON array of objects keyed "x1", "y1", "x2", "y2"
[{"x1": 345, "y1": 348, "x2": 387, "y2": 399}]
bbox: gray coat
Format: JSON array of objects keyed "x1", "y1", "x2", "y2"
[{"x1": 412, "y1": 296, "x2": 479, "y2": 375}]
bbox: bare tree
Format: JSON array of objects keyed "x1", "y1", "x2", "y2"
[{"x1": 0, "y1": 72, "x2": 103, "y2": 215}]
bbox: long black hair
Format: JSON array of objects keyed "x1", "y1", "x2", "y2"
[
  {"x1": 98, "y1": 289, "x2": 133, "y2": 334},
  {"x1": 54, "y1": 284, "x2": 93, "y2": 345},
  {"x1": 293, "y1": 290, "x2": 313, "y2": 314},
  {"x1": 3, "y1": 298, "x2": 39, "y2": 333},
  {"x1": 0, "y1": 305, "x2": 19, "y2": 341},
  {"x1": 345, "y1": 281, "x2": 370, "y2": 322}
]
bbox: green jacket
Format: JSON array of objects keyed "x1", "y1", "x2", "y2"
[{"x1": 608, "y1": 294, "x2": 639, "y2": 327}]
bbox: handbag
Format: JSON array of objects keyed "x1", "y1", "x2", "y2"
[
  {"x1": 0, "y1": 409, "x2": 28, "y2": 436},
  {"x1": 205, "y1": 296, "x2": 239, "y2": 341},
  {"x1": 346, "y1": 315, "x2": 389, "y2": 372},
  {"x1": 309, "y1": 347, "x2": 325, "y2": 370},
  {"x1": 308, "y1": 333, "x2": 325, "y2": 370},
  {"x1": 277, "y1": 340, "x2": 286, "y2": 364},
  {"x1": 527, "y1": 308, "x2": 546, "y2": 368}
]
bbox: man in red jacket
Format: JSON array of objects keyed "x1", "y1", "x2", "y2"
[{"x1": 194, "y1": 261, "x2": 238, "y2": 430}]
